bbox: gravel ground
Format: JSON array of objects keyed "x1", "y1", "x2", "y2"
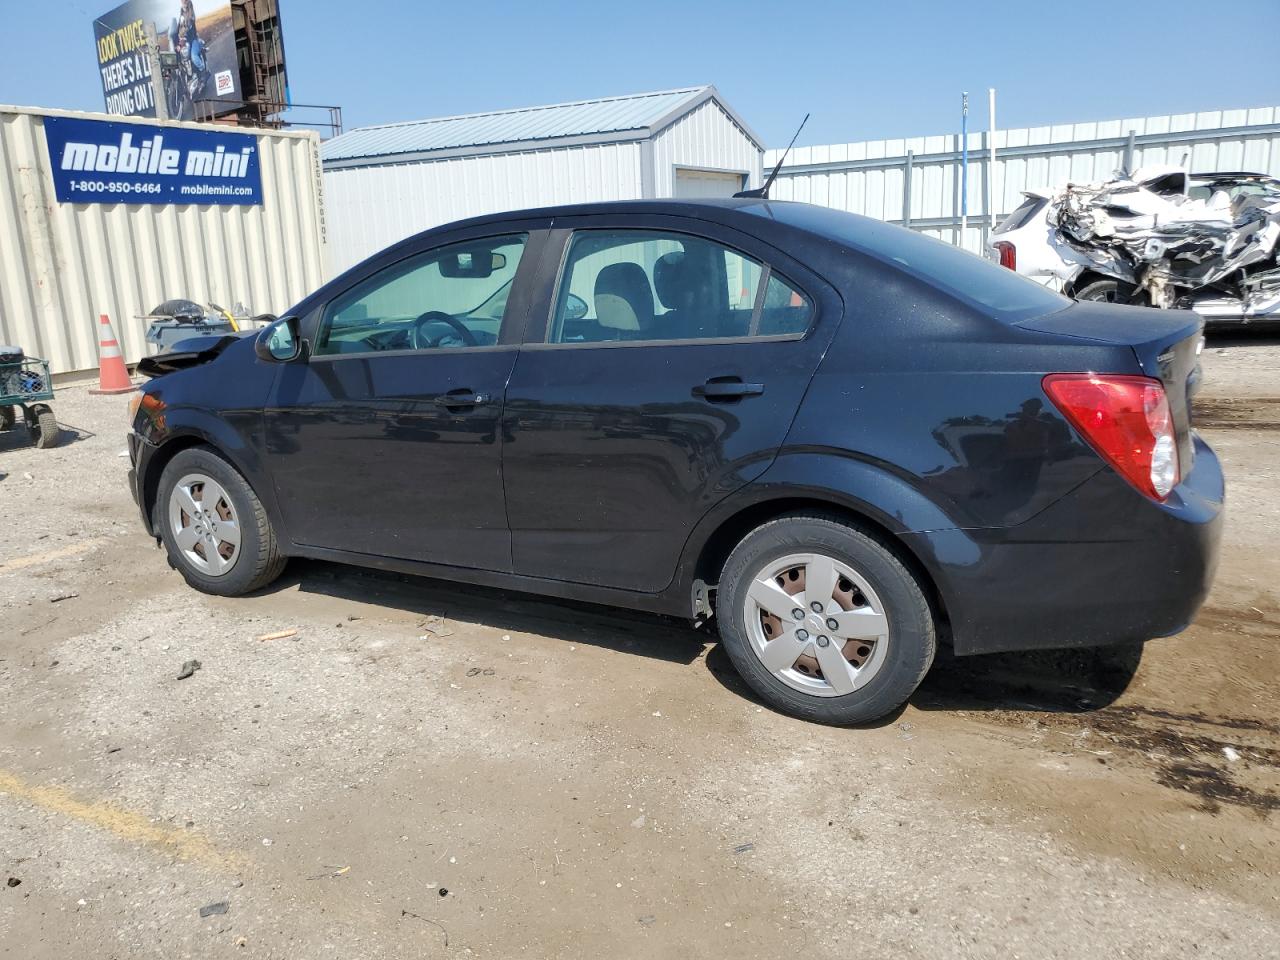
[{"x1": 1, "y1": 334, "x2": 1278, "y2": 959}]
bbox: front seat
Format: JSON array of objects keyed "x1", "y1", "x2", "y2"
[{"x1": 594, "y1": 263, "x2": 655, "y2": 340}]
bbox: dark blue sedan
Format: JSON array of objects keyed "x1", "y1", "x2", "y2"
[{"x1": 127, "y1": 199, "x2": 1223, "y2": 724}]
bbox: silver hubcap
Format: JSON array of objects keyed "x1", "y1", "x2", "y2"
[
  {"x1": 743, "y1": 553, "x2": 890, "y2": 697},
  {"x1": 168, "y1": 473, "x2": 242, "y2": 577}
]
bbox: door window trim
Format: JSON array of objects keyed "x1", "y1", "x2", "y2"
[{"x1": 536, "y1": 226, "x2": 816, "y2": 350}]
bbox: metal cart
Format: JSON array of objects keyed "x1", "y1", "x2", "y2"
[{"x1": 0, "y1": 347, "x2": 61, "y2": 448}]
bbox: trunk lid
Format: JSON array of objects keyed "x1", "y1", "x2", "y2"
[{"x1": 1016, "y1": 301, "x2": 1204, "y2": 473}]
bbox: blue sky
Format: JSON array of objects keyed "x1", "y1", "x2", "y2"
[{"x1": 6, "y1": 0, "x2": 1279, "y2": 147}]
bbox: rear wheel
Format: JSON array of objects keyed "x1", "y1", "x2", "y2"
[
  {"x1": 156, "y1": 446, "x2": 286, "y2": 596},
  {"x1": 715, "y1": 514, "x2": 936, "y2": 725}
]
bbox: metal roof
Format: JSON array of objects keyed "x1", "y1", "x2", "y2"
[{"x1": 322, "y1": 86, "x2": 758, "y2": 166}]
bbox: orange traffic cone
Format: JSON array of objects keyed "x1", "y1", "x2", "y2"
[{"x1": 89, "y1": 313, "x2": 137, "y2": 395}]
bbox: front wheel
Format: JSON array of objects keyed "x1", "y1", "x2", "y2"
[
  {"x1": 28, "y1": 405, "x2": 60, "y2": 448},
  {"x1": 715, "y1": 515, "x2": 936, "y2": 725},
  {"x1": 1074, "y1": 278, "x2": 1146, "y2": 305},
  {"x1": 156, "y1": 446, "x2": 286, "y2": 596}
]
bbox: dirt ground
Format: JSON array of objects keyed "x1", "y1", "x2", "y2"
[{"x1": 1, "y1": 333, "x2": 1278, "y2": 959}]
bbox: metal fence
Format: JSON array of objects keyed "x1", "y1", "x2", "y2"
[{"x1": 765, "y1": 106, "x2": 1280, "y2": 252}]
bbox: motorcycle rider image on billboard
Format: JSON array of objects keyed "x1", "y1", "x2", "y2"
[{"x1": 93, "y1": 0, "x2": 239, "y2": 122}]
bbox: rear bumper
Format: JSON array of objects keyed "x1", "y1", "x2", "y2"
[{"x1": 907, "y1": 434, "x2": 1224, "y2": 656}]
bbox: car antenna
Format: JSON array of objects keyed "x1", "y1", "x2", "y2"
[{"x1": 735, "y1": 113, "x2": 809, "y2": 199}]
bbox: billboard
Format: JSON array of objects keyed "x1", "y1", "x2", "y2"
[
  {"x1": 44, "y1": 115, "x2": 263, "y2": 206},
  {"x1": 94, "y1": 1, "x2": 239, "y2": 122}
]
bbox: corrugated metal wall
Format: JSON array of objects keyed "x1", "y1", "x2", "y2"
[
  {"x1": 0, "y1": 106, "x2": 327, "y2": 376},
  {"x1": 324, "y1": 142, "x2": 644, "y2": 273},
  {"x1": 765, "y1": 106, "x2": 1280, "y2": 252},
  {"x1": 651, "y1": 99, "x2": 762, "y2": 196}
]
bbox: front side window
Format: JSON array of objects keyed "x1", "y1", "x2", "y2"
[
  {"x1": 315, "y1": 234, "x2": 527, "y2": 356},
  {"x1": 548, "y1": 230, "x2": 812, "y2": 345}
]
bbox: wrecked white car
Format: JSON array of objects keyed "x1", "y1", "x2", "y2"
[{"x1": 989, "y1": 167, "x2": 1280, "y2": 324}]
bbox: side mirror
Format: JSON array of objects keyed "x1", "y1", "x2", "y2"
[
  {"x1": 563, "y1": 293, "x2": 589, "y2": 321},
  {"x1": 255, "y1": 316, "x2": 302, "y2": 362}
]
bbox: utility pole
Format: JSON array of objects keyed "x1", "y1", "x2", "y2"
[
  {"x1": 960, "y1": 92, "x2": 969, "y2": 248},
  {"x1": 145, "y1": 23, "x2": 168, "y2": 121},
  {"x1": 987, "y1": 88, "x2": 997, "y2": 250}
]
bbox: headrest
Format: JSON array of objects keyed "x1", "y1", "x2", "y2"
[
  {"x1": 594, "y1": 262, "x2": 654, "y2": 331},
  {"x1": 653, "y1": 252, "x2": 696, "y2": 310}
]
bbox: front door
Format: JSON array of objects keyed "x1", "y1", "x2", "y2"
[
  {"x1": 264, "y1": 229, "x2": 543, "y2": 572},
  {"x1": 501, "y1": 218, "x2": 842, "y2": 592}
]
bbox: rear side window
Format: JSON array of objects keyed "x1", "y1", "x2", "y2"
[
  {"x1": 765, "y1": 204, "x2": 1069, "y2": 323},
  {"x1": 548, "y1": 230, "x2": 812, "y2": 344},
  {"x1": 993, "y1": 196, "x2": 1046, "y2": 234}
]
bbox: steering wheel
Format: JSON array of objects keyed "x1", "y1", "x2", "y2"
[{"x1": 412, "y1": 311, "x2": 478, "y2": 349}]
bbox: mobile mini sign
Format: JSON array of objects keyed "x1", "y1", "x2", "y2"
[{"x1": 44, "y1": 116, "x2": 263, "y2": 206}]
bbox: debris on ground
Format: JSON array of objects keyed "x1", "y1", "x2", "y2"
[
  {"x1": 401, "y1": 909, "x2": 449, "y2": 946},
  {"x1": 48, "y1": 593, "x2": 78, "y2": 603},
  {"x1": 198, "y1": 901, "x2": 229, "y2": 917},
  {"x1": 638, "y1": 915, "x2": 656, "y2": 925},
  {"x1": 306, "y1": 865, "x2": 351, "y2": 880},
  {"x1": 176, "y1": 659, "x2": 202, "y2": 680},
  {"x1": 732, "y1": 842, "x2": 754, "y2": 854},
  {"x1": 465, "y1": 666, "x2": 495, "y2": 677},
  {"x1": 419, "y1": 615, "x2": 453, "y2": 639},
  {"x1": 6, "y1": 877, "x2": 20, "y2": 888},
  {"x1": 256, "y1": 629, "x2": 298, "y2": 642},
  {"x1": 1223, "y1": 746, "x2": 1242, "y2": 763}
]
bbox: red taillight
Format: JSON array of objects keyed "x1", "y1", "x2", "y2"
[
  {"x1": 993, "y1": 241, "x2": 1016, "y2": 270},
  {"x1": 1043, "y1": 374, "x2": 1180, "y2": 501}
]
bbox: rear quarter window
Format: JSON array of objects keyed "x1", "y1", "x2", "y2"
[
  {"x1": 993, "y1": 196, "x2": 1047, "y2": 234},
  {"x1": 772, "y1": 205, "x2": 1068, "y2": 323}
]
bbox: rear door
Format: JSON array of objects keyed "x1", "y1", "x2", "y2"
[
  {"x1": 501, "y1": 214, "x2": 843, "y2": 592},
  {"x1": 264, "y1": 223, "x2": 549, "y2": 571}
]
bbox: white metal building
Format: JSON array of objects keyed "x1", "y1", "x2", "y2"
[
  {"x1": 321, "y1": 86, "x2": 763, "y2": 272},
  {"x1": 765, "y1": 105, "x2": 1280, "y2": 253},
  {"x1": 0, "y1": 105, "x2": 327, "y2": 376}
]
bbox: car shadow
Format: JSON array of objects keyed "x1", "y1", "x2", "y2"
[
  {"x1": 261, "y1": 560, "x2": 1144, "y2": 717},
  {"x1": 266, "y1": 558, "x2": 708, "y2": 666},
  {"x1": 911, "y1": 641, "x2": 1144, "y2": 715},
  {"x1": 1204, "y1": 327, "x2": 1280, "y2": 347},
  {"x1": 702, "y1": 636, "x2": 1143, "y2": 726}
]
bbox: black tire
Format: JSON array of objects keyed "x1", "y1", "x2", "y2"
[
  {"x1": 1074, "y1": 278, "x2": 1143, "y2": 305},
  {"x1": 29, "y1": 406, "x2": 60, "y2": 448},
  {"x1": 715, "y1": 514, "x2": 936, "y2": 725},
  {"x1": 0, "y1": 405, "x2": 15, "y2": 430},
  {"x1": 155, "y1": 446, "x2": 286, "y2": 596}
]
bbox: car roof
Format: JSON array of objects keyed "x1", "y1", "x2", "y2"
[
  {"x1": 415, "y1": 197, "x2": 896, "y2": 251},
  {"x1": 436, "y1": 196, "x2": 781, "y2": 229}
]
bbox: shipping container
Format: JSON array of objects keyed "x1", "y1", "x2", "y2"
[{"x1": 0, "y1": 104, "x2": 327, "y2": 376}]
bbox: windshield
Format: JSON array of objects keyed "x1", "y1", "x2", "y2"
[{"x1": 764, "y1": 203, "x2": 1069, "y2": 323}]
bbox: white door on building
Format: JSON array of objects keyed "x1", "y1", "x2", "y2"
[{"x1": 673, "y1": 168, "x2": 745, "y2": 198}]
